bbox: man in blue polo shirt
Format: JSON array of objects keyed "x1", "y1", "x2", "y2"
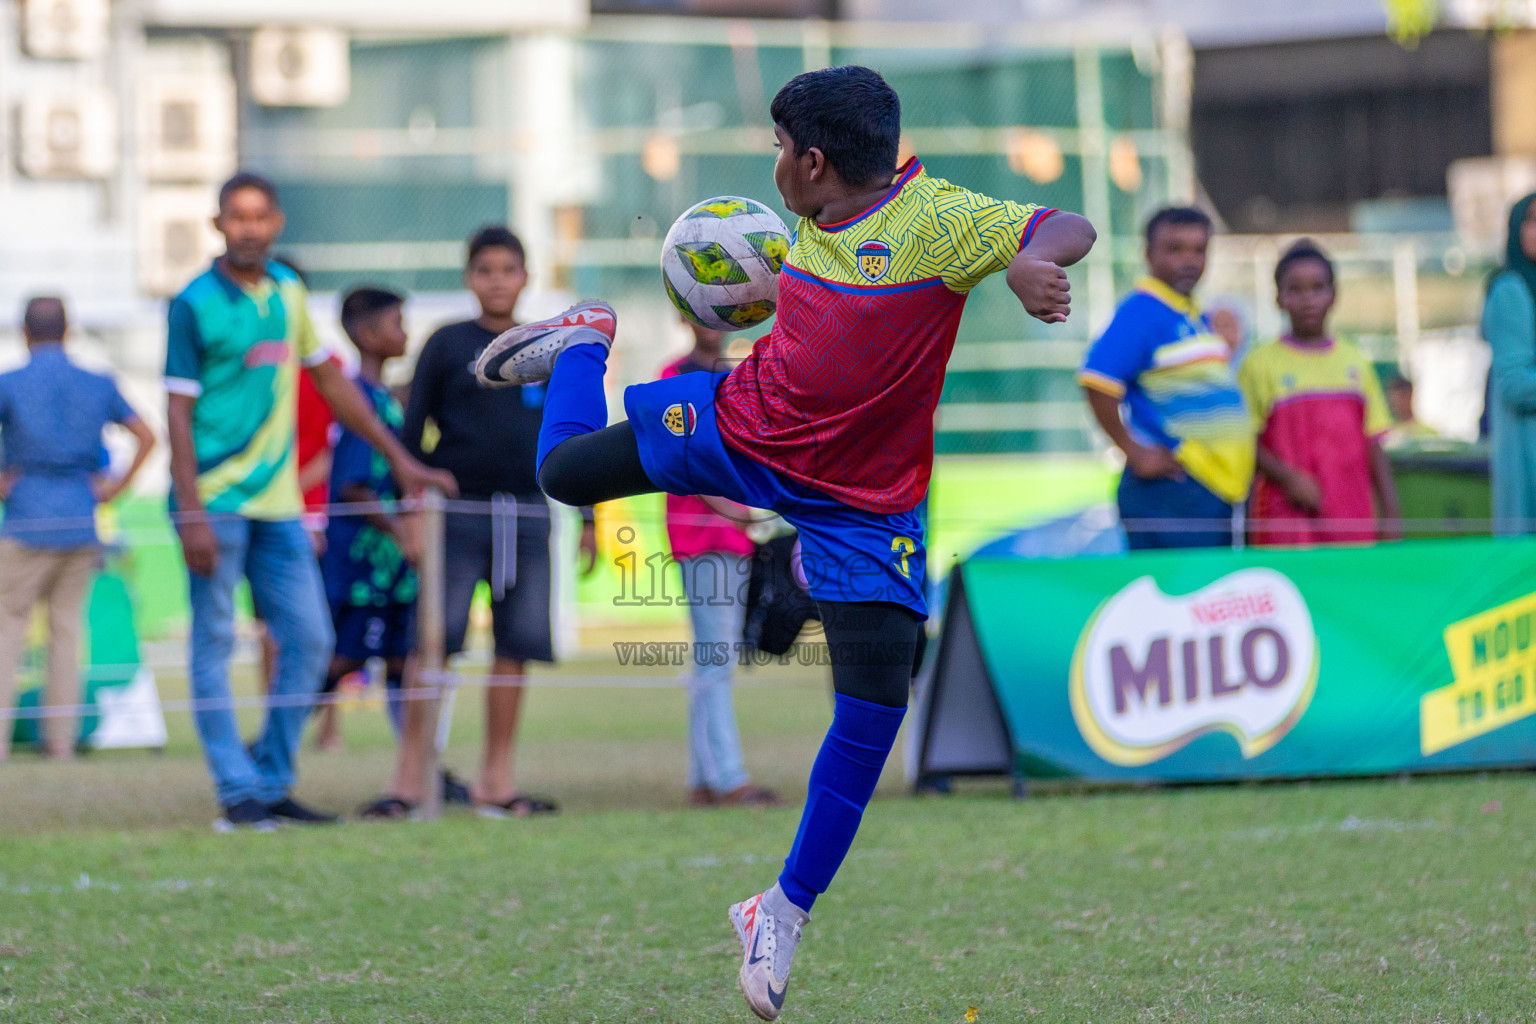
[
  {"x1": 0, "y1": 297, "x2": 155, "y2": 760},
  {"x1": 1078, "y1": 207, "x2": 1254, "y2": 549}
]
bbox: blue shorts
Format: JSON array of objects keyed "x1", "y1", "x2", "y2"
[
  {"x1": 331, "y1": 602, "x2": 416, "y2": 662},
  {"x1": 625, "y1": 371, "x2": 926, "y2": 616}
]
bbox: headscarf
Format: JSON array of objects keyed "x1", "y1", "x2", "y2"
[{"x1": 1498, "y1": 192, "x2": 1536, "y2": 303}]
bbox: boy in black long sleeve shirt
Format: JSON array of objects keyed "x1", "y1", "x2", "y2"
[{"x1": 402, "y1": 226, "x2": 596, "y2": 816}]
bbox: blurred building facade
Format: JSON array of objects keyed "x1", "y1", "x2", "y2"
[
  {"x1": 0, "y1": 0, "x2": 1191, "y2": 463},
  {"x1": 0, "y1": 0, "x2": 1520, "y2": 458}
]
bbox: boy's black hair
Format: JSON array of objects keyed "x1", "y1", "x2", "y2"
[
  {"x1": 1274, "y1": 239, "x2": 1336, "y2": 289},
  {"x1": 22, "y1": 296, "x2": 66, "y2": 341},
  {"x1": 467, "y1": 226, "x2": 526, "y2": 267},
  {"x1": 219, "y1": 171, "x2": 279, "y2": 212},
  {"x1": 1144, "y1": 206, "x2": 1212, "y2": 246},
  {"x1": 770, "y1": 65, "x2": 901, "y2": 188},
  {"x1": 340, "y1": 286, "x2": 405, "y2": 342}
]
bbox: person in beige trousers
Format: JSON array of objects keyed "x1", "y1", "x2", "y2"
[{"x1": 0, "y1": 297, "x2": 154, "y2": 760}]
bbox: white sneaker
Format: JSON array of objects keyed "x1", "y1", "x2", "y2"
[
  {"x1": 474, "y1": 300, "x2": 618, "y2": 387},
  {"x1": 728, "y1": 885, "x2": 809, "y2": 1021}
]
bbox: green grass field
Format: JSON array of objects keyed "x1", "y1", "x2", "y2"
[{"x1": 4, "y1": 656, "x2": 1536, "y2": 1022}]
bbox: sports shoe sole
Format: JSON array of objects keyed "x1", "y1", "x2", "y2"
[
  {"x1": 212, "y1": 817, "x2": 278, "y2": 834},
  {"x1": 475, "y1": 301, "x2": 617, "y2": 388}
]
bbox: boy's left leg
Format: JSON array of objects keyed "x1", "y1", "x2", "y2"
[
  {"x1": 315, "y1": 653, "x2": 365, "y2": 751},
  {"x1": 728, "y1": 498, "x2": 926, "y2": 1021},
  {"x1": 730, "y1": 598, "x2": 919, "y2": 1021}
]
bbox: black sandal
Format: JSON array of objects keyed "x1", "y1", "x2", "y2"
[
  {"x1": 476, "y1": 794, "x2": 559, "y2": 819},
  {"x1": 358, "y1": 795, "x2": 416, "y2": 820}
]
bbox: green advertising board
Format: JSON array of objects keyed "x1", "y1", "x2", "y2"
[{"x1": 914, "y1": 538, "x2": 1536, "y2": 785}]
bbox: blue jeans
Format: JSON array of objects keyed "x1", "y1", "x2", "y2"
[
  {"x1": 679, "y1": 553, "x2": 751, "y2": 794},
  {"x1": 1117, "y1": 471, "x2": 1235, "y2": 550},
  {"x1": 188, "y1": 517, "x2": 333, "y2": 807}
]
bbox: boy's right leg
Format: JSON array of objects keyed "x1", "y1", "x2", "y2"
[
  {"x1": 472, "y1": 301, "x2": 656, "y2": 507},
  {"x1": 536, "y1": 343, "x2": 657, "y2": 507}
]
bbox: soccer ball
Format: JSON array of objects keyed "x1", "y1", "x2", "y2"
[{"x1": 660, "y1": 196, "x2": 790, "y2": 332}]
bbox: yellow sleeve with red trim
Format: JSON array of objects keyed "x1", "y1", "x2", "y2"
[{"x1": 918, "y1": 177, "x2": 1048, "y2": 293}]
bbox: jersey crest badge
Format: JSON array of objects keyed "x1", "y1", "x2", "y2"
[
  {"x1": 663, "y1": 401, "x2": 698, "y2": 437},
  {"x1": 857, "y1": 240, "x2": 891, "y2": 282}
]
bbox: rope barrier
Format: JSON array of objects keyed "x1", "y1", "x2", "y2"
[
  {"x1": 2, "y1": 505, "x2": 1525, "y2": 538},
  {"x1": 0, "y1": 667, "x2": 810, "y2": 722}
]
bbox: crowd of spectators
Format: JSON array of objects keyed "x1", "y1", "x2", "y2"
[
  {"x1": 7, "y1": 179, "x2": 1536, "y2": 822},
  {"x1": 0, "y1": 171, "x2": 780, "y2": 830}
]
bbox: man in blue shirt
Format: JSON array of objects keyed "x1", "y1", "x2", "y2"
[
  {"x1": 1078, "y1": 208, "x2": 1255, "y2": 549},
  {"x1": 0, "y1": 297, "x2": 155, "y2": 760}
]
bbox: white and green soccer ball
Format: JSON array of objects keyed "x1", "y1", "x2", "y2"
[{"x1": 660, "y1": 196, "x2": 790, "y2": 332}]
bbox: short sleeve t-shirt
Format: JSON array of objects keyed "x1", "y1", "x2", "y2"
[
  {"x1": 714, "y1": 159, "x2": 1054, "y2": 514},
  {"x1": 321, "y1": 377, "x2": 417, "y2": 610},
  {"x1": 660, "y1": 354, "x2": 757, "y2": 560},
  {"x1": 1237, "y1": 335, "x2": 1391, "y2": 545},
  {"x1": 164, "y1": 260, "x2": 330, "y2": 519},
  {"x1": 0, "y1": 346, "x2": 135, "y2": 548},
  {"x1": 1078, "y1": 277, "x2": 1255, "y2": 503}
]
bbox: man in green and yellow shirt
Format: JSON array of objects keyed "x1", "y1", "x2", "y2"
[{"x1": 165, "y1": 172, "x2": 455, "y2": 831}]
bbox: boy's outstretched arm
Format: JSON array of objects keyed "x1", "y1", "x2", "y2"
[{"x1": 1007, "y1": 211, "x2": 1097, "y2": 324}]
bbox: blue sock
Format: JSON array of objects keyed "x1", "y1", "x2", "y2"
[
  {"x1": 535, "y1": 343, "x2": 611, "y2": 475},
  {"x1": 778, "y1": 693, "x2": 906, "y2": 913}
]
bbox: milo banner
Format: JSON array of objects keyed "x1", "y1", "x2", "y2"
[{"x1": 912, "y1": 538, "x2": 1536, "y2": 785}]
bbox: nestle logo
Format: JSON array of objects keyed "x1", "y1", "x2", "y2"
[
  {"x1": 1190, "y1": 590, "x2": 1276, "y2": 626},
  {"x1": 244, "y1": 341, "x2": 291, "y2": 369}
]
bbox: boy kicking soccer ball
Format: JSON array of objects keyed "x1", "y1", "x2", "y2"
[{"x1": 477, "y1": 65, "x2": 1096, "y2": 1020}]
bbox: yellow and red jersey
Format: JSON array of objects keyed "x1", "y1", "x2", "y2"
[
  {"x1": 715, "y1": 159, "x2": 1051, "y2": 514},
  {"x1": 1237, "y1": 335, "x2": 1391, "y2": 546}
]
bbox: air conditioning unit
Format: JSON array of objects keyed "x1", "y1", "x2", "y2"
[
  {"x1": 250, "y1": 26, "x2": 351, "y2": 107},
  {"x1": 1448, "y1": 156, "x2": 1536, "y2": 258},
  {"x1": 21, "y1": 0, "x2": 109, "y2": 60},
  {"x1": 16, "y1": 90, "x2": 118, "y2": 179},
  {"x1": 139, "y1": 73, "x2": 237, "y2": 183},
  {"x1": 139, "y1": 187, "x2": 223, "y2": 298}
]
